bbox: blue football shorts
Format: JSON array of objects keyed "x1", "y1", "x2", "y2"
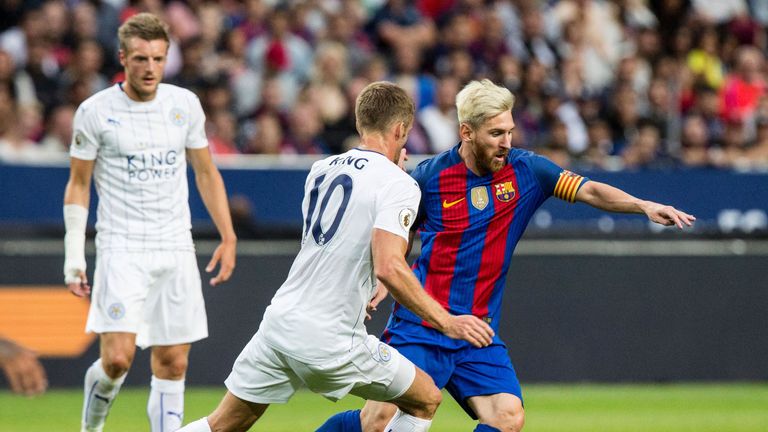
[{"x1": 381, "y1": 316, "x2": 523, "y2": 418}]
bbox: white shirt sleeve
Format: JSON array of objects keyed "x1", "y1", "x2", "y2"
[
  {"x1": 185, "y1": 92, "x2": 209, "y2": 149},
  {"x1": 69, "y1": 103, "x2": 101, "y2": 160},
  {"x1": 373, "y1": 175, "x2": 421, "y2": 241}
]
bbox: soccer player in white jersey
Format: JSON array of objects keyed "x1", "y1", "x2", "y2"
[
  {"x1": 177, "y1": 82, "x2": 495, "y2": 432},
  {"x1": 62, "y1": 13, "x2": 237, "y2": 432}
]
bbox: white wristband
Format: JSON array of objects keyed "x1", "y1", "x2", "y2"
[{"x1": 63, "y1": 204, "x2": 88, "y2": 284}]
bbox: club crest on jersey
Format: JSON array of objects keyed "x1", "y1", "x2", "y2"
[
  {"x1": 471, "y1": 186, "x2": 489, "y2": 210},
  {"x1": 108, "y1": 303, "x2": 125, "y2": 320},
  {"x1": 169, "y1": 108, "x2": 187, "y2": 126},
  {"x1": 494, "y1": 181, "x2": 515, "y2": 202},
  {"x1": 74, "y1": 132, "x2": 85, "y2": 147},
  {"x1": 399, "y1": 208, "x2": 416, "y2": 230},
  {"x1": 376, "y1": 343, "x2": 392, "y2": 363}
]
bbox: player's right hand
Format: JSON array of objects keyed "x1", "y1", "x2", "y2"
[
  {"x1": 444, "y1": 315, "x2": 495, "y2": 348},
  {"x1": 66, "y1": 270, "x2": 91, "y2": 297}
]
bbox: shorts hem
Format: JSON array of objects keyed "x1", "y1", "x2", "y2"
[{"x1": 225, "y1": 383, "x2": 290, "y2": 405}]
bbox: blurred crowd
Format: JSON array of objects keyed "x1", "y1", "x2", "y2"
[{"x1": 1, "y1": 0, "x2": 768, "y2": 171}]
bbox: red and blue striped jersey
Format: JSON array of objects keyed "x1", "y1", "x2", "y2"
[{"x1": 392, "y1": 145, "x2": 588, "y2": 332}]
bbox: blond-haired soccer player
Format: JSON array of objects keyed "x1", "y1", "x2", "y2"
[
  {"x1": 320, "y1": 79, "x2": 694, "y2": 432},
  {"x1": 177, "y1": 82, "x2": 495, "y2": 432},
  {"x1": 63, "y1": 13, "x2": 236, "y2": 432}
]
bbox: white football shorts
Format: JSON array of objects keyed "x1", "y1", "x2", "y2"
[
  {"x1": 86, "y1": 250, "x2": 208, "y2": 349},
  {"x1": 224, "y1": 333, "x2": 416, "y2": 404}
]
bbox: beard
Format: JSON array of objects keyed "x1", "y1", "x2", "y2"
[{"x1": 476, "y1": 147, "x2": 508, "y2": 174}]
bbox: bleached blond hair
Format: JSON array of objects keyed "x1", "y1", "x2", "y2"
[{"x1": 456, "y1": 79, "x2": 515, "y2": 129}]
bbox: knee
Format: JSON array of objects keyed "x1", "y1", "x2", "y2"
[
  {"x1": 420, "y1": 386, "x2": 442, "y2": 418},
  {"x1": 484, "y1": 408, "x2": 525, "y2": 432},
  {"x1": 155, "y1": 355, "x2": 188, "y2": 379},
  {"x1": 101, "y1": 351, "x2": 134, "y2": 377}
]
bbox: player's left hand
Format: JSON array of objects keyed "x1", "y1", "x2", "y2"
[
  {"x1": 642, "y1": 201, "x2": 696, "y2": 229},
  {"x1": 206, "y1": 240, "x2": 236, "y2": 286},
  {"x1": 366, "y1": 281, "x2": 389, "y2": 320}
]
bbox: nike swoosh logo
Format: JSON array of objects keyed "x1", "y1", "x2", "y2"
[{"x1": 442, "y1": 198, "x2": 465, "y2": 208}]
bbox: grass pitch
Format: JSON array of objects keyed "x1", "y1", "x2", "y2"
[{"x1": 1, "y1": 383, "x2": 766, "y2": 431}]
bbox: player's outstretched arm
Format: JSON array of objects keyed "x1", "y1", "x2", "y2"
[
  {"x1": 188, "y1": 148, "x2": 237, "y2": 286},
  {"x1": 372, "y1": 229, "x2": 494, "y2": 347},
  {"x1": 63, "y1": 157, "x2": 95, "y2": 297},
  {"x1": 575, "y1": 181, "x2": 696, "y2": 229},
  {"x1": 0, "y1": 338, "x2": 47, "y2": 396}
]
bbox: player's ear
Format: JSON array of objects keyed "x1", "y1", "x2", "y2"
[
  {"x1": 394, "y1": 121, "x2": 405, "y2": 141},
  {"x1": 459, "y1": 122, "x2": 474, "y2": 143}
]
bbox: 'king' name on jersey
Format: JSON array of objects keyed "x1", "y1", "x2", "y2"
[{"x1": 70, "y1": 83, "x2": 209, "y2": 251}]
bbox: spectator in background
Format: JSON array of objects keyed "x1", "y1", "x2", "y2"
[
  {"x1": 418, "y1": 74, "x2": 460, "y2": 153},
  {"x1": 0, "y1": 338, "x2": 47, "y2": 396},
  {"x1": 391, "y1": 43, "x2": 435, "y2": 110},
  {"x1": 687, "y1": 26, "x2": 724, "y2": 90},
  {"x1": 539, "y1": 118, "x2": 572, "y2": 168},
  {"x1": 38, "y1": 103, "x2": 75, "y2": 155},
  {"x1": 57, "y1": 39, "x2": 109, "y2": 104},
  {"x1": 207, "y1": 109, "x2": 241, "y2": 156},
  {"x1": 645, "y1": 78, "x2": 672, "y2": 141},
  {"x1": 366, "y1": 0, "x2": 436, "y2": 56},
  {"x1": 284, "y1": 101, "x2": 328, "y2": 155},
  {"x1": 469, "y1": 9, "x2": 511, "y2": 76},
  {"x1": 325, "y1": 10, "x2": 374, "y2": 74},
  {"x1": 712, "y1": 118, "x2": 750, "y2": 168},
  {"x1": 679, "y1": 114, "x2": 713, "y2": 167},
  {"x1": 0, "y1": 81, "x2": 44, "y2": 162},
  {"x1": 606, "y1": 84, "x2": 642, "y2": 155},
  {"x1": 578, "y1": 118, "x2": 616, "y2": 169},
  {"x1": 246, "y1": 5, "x2": 312, "y2": 107},
  {"x1": 169, "y1": 36, "x2": 211, "y2": 97},
  {"x1": 692, "y1": 85, "x2": 726, "y2": 145},
  {"x1": 511, "y1": 5, "x2": 559, "y2": 69},
  {"x1": 0, "y1": 48, "x2": 36, "y2": 106},
  {"x1": 218, "y1": 28, "x2": 261, "y2": 119},
  {"x1": 243, "y1": 112, "x2": 286, "y2": 155},
  {"x1": 621, "y1": 120, "x2": 671, "y2": 169},
  {"x1": 720, "y1": 46, "x2": 766, "y2": 124}
]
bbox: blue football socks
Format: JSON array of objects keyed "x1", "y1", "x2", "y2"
[
  {"x1": 315, "y1": 410, "x2": 362, "y2": 432},
  {"x1": 474, "y1": 424, "x2": 502, "y2": 432}
]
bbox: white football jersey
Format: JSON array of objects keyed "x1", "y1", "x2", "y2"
[
  {"x1": 70, "y1": 83, "x2": 208, "y2": 251},
  {"x1": 259, "y1": 149, "x2": 420, "y2": 363}
]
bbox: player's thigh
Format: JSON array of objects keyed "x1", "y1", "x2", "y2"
[
  {"x1": 466, "y1": 393, "x2": 524, "y2": 432},
  {"x1": 386, "y1": 366, "x2": 442, "y2": 418},
  {"x1": 446, "y1": 344, "x2": 523, "y2": 420},
  {"x1": 87, "y1": 251, "x2": 149, "y2": 335},
  {"x1": 207, "y1": 390, "x2": 269, "y2": 432},
  {"x1": 344, "y1": 336, "x2": 416, "y2": 403},
  {"x1": 139, "y1": 250, "x2": 207, "y2": 348},
  {"x1": 224, "y1": 333, "x2": 303, "y2": 404}
]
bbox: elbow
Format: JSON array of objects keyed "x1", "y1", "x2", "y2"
[{"x1": 374, "y1": 258, "x2": 401, "y2": 288}]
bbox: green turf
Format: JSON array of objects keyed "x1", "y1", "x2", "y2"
[{"x1": 1, "y1": 383, "x2": 766, "y2": 431}]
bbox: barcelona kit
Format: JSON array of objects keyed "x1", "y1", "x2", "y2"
[{"x1": 382, "y1": 144, "x2": 588, "y2": 416}]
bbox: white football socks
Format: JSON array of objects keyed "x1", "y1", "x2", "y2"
[
  {"x1": 384, "y1": 409, "x2": 433, "y2": 432},
  {"x1": 176, "y1": 417, "x2": 212, "y2": 432},
  {"x1": 148, "y1": 375, "x2": 186, "y2": 432},
  {"x1": 81, "y1": 359, "x2": 127, "y2": 432}
]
